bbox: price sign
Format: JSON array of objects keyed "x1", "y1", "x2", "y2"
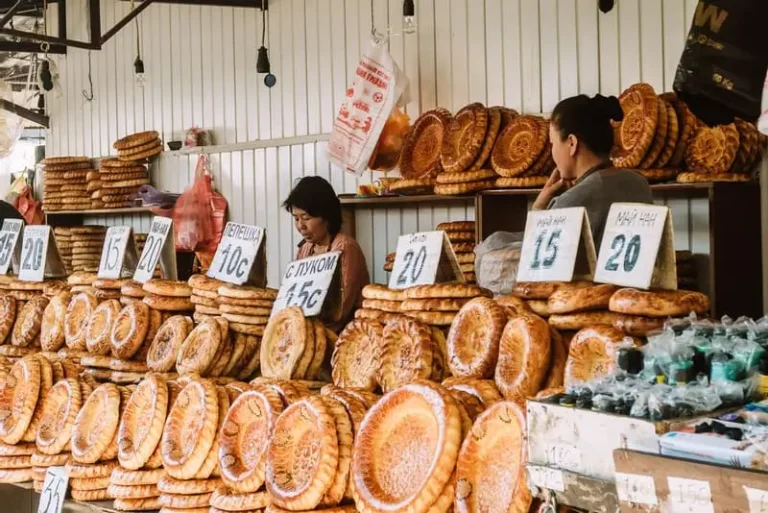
[
  {"x1": 744, "y1": 486, "x2": 768, "y2": 513},
  {"x1": 527, "y1": 465, "x2": 565, "y2": 492},
  {"x1": 273, "y1": 251, "x2": 341, "y2": 318},
  {"x1": 388, "y1": 231, "x2": 463, "y2": 290},
  {"x1": 98, "y1": 227, "x2": 139, "y2": 279},
  {"x1": 134, "y1": 216, "x2": 176, "y2": 283},
  {"x1": 615, "y1": 472, "x2": 658, "y2": 506},
  {"x1": 595, "y1": 203, "x2": 677, "y2": 290},
  {"x1": 19, "y1": 226, "x2": 66, "y2": 282},
  {"x1": 545, "y1": 443, "x2": 581, "y2": 473},
  {"x1": 0, "y1": 219, "x2": 23, "y2": 275},
  {"x1": 667, "y1": 477, "x2": 714, "y2": 513},
  {"x1": 208, "y1": 222, "x2": 266, "y2": 286},
  {"x1": 517, "y1": 208, "x2": 596, "y2": 283},
  {"x1": 37, "y1": 466, "x2": 68, "y2": 513}
]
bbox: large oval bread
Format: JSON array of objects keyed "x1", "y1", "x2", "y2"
[
  {"x1": 405, "y1": 284, "x2": 488, "y2": 299},
  {"x1": 176, "y1": 319, "x2": 222, "y2": 375},
  {"x1": 547, "y1": 284, "x2": 618, "y2": 314},
  {"x1": 549, "y1": 311, "x2": 665, "y2": 337},
  {"x1": 65, "y1": 291, "x2": 98, "y2": 350},
  {"x1": 378, "y1": 317, "x2": 434, "y2": 393},
  {"x1": 611, "y1": 83, "x2": 659, "y2": 168},
  {"x1": 118, "y1": 374, "x2": 168, "y2": 470},
  {"x1": 0, "y1": 357, "x2": 41, "y2": 444},
  {"x1": 685, "y1": 123, "x2": 740, "y2": 174},
  {"x1": 260, "y1": 307, "x2": 307, "y2": 380},
  {"x1": 35, "y1": 378, "x2": 82, "y2": 455},
  {"x1": 608, "y1": 288, "x2": 710, "y2": 317},
  {"x1": 447, "y1": 297, "x2": 507, "y2": 378},
  {"x1": 455, "y1": 401, "x2": 531, "y2": 513},
  {"x1": 564, "y1": 325, "x2": 638, "y2": 388},
  {"x1": 0, "y1": 295, "x2": 17, "y2": 345},
  {"x1": 351, "y1": 381, "x2": 462, "y2": 513},
  {"x1": 331, "y1": 320, "x2": 382, "y2": 391},
  {"x1": 542, "y1": 328, "x2": 567, "y2": 390},
  {"x1": 441, "y1": 103, "x2": 489, "y2": 174},
  {"x1": 400, "y1": 108, "x2": 452, "y2": 179},
  {"x1": 71, "y1": 383, "x2": 120, "y2": 463},
  {"x1": 494, "y1": 313, "x2": 551, "y2": 400}
]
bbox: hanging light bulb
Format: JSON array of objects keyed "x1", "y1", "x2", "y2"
[
  {"x1": 403, "y1": 0, "x2": 416, "y2": 34},
  {"x1": 257, "y1": 4, "x2": 276, "y2": 88},
  {"x1": 134, "y1": 55, "x2": 146, "y2": 88}
]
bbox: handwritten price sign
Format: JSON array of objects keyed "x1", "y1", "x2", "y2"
[{"x1": 272, "y1": 251, "x2": 341, "y2": 317}]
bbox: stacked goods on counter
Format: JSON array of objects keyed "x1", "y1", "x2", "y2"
[
  {"x1": 142, "y1": 279, "x2": 193, "y2": 316},
  {"x1": 355, "y1": 284, "x2": 404, "y2": 323},
  {"x1": 54, "y1": 227, "x2": 73, "y2": 273},
  {"x1": 676, "y1": 250, "x2": 698, "y2": 291},
  {"x1": 95, "y1": 158, "x2": 150, "y2": 209},
  {"x1": 70, "y1": 226, "x2": 107, "y2": 273},
  {"x1": 40, "y1": 157, "x2": 93, "y2": 212},
  {"x1": 490, "y1": 114, "x2": 555, "y2": 189},
  {"x1": 215, "y1": 282, "x2": 278, "y2": 337},
  {"x1": 189, "y1": 274, "x2": 223, "y2": 322},
  {"x1": 113, "y1": 131, "x2": 163, "y2": 162}
]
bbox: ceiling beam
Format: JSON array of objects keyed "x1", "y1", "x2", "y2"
[
  {"x1": 0, "y1": 40, "x2": 66, "y2": 53},
  {"x1": 0, "y1": 0, "x2": 23, "y2": 28},
  {"x1": 0, "y1": 99, "x2": 48, "y2": 128}
]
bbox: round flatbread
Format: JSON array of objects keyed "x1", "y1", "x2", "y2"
[
  {"x1": 494, "y1": 176, "x2": 548, "y2": 188},
  {"x1": 114, "y1": 131, "x2": 160, "y2": 150},
  {"x1": 400, "y1": 108, "x2": 452, "y2": 179},
  {"x1": 118, "y1": 374, "x2": 169, "y2": 470},
  {"x1": 11, "y1": 296, "x2": 47, "y2": 347},
  {"x1": 611, "y1": 83, "x2": 659, "y2": 168},
  {"x1": 685, "y1": 123, "x2": 740, "y2": 174},
  {"x1": 564, "y1": 325, "x2": 637, "y2": 388},
  {"x1": 494, "y1": 313, "x2": 551, "y2": 400},
  {"x1": 378, "y1": 317, "x2": 434, "y2": 393},
  {"x1": 455, "y1": 401, "x2": 531, "y2": 513},
  {"x1": 331, "y1": 320, "x2": 382, "y2": 391},
  {"x1": 0, "y1": 357, "x2": 41, "y2": 444},
  {"x1": 147, "y1": 316, "x2": 193, "y2": 372},
  {"x1": 434, "y1": 179, "x2": 496, "y2": 195},
  {"x1": 71, "y1": 383, "x2": 121, "y2": 464},
  {"x1": 470, "y1": 107, "x2": 503, "y2": 170},
  {"x1": 440, "y1": 103, "x2": 489, "y2": 173},
  {"x1": 447, "y1": 297, "x2": 507, "y2": 379},
  {"x1": 405, "y1": 284, "x2": 487, "y2": 299},
  {"x1": 491, "y1": 115, "x2": 548, "y2": 177},
  {"x1": 218, "y1": 284, "x2": 278, "y2": 301},
  {"x1": 547, "y1": 283, "x2": 617, "y2": 314},
  {"x1": 260, "y1": 307, "x2": 307, "y2": 380},
  {"x1": 176, "y1": 319, "x2": 222, "y2": 375},
  {"x1": 638, "y1": 97, "x2": 668, "y2": 168},
  {"x1": 608, "y1": 288, "x2": 710, "y2": 317},
  {"x1": 388, "y1": 177, "x2": 436, "y2": 195},
  {"x1": 84, "y1": 299, "x2": 121, "y2": 355},
  {"x1": 654, "y1": 100, "x2": 679, "y2": 168},
  {"x1": 361, "y1": 284, "x2": 405, "y2": 301},
  {"x1": 110, "y1": 302, "x2": 150, "y2": 359},
  {"x1": 143, "y1": 279, "x2": 192, "y2": 297},
  {"x1": 35, "y1": 378, "x2": 82, "y2": 455},
  {"x1": 351, "y1": 381, "x2": 462, "y2": 513},
  {"x1": 64, "y1": 291, "x2": 98, "y2": 350}
]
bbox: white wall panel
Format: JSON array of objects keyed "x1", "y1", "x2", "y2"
[{"x1": 46, "y1": 0, "x2": 707, "y2": 287}]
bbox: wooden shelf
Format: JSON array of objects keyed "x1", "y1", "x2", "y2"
[
  {"x1": 44, "y1": 206, "x2": 153, "y2": 216},
  {"x1": 338, "y1": 194, "x2": 473, "y2": 206}
]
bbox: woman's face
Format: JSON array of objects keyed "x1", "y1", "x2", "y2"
[
  {"x1": 550, "y1": 123, "x2": 577, "y2": 180},
  {"x1": 291, "y1": 207, "x2": 329, "y2": 245}
]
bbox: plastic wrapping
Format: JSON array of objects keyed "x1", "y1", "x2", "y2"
[
  {"x1": 135, "y1": 185, "x2": 181, "y2": 210},
  {"x1": 473, "y1": 231, "x2": 523, "y2": 295}
]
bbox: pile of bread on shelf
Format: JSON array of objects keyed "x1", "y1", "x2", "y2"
[
  {"x1": 613, "y1": 84, "x2": 767, "y2": 184},
  {"x1": 371, "y1": 83, "x2": 766, "y2": 197},
  {"x1": 383, "y1": 220, "x2": 476, "y2": 283},
  {"x1": 52, "y1": 225, "x2": 149, "y2": 275},
  {"x1": 41, "y1": 130, "x2": 160, "y2": 213}
]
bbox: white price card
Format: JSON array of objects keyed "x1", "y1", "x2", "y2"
[
  {"x1": 744, "y1": 486, "x2": 768, "y2": 513},
  {"x1": 98, "y1": 226, "x2": 139, "y2": 280},
  {"x1": 0, "y1": 218, "x2": 23, "y2": 275},
  {"x1": 19, "y1": 226, "x2": 66, "y2": 282},
  {"x1": 615, "y1": 472, "x2": 658, "y2": 505},
  {"x1": 517, "y1": 207, "x2": 596, "y2": 283},
  {"x1": 545, "y1": 443, "x2": 581, "y2": 473},
  {"x1": 667, "y1": 477, "x2": 714, "y2": 513},
  {"x1": 527, "y1": 465, "x2": 565, "y2": 492},
  {"x1": 273, "y1": 251, "x2": 342, "y2": 318},
  {"x1": 595, "y1": 203, "x2": 677, "y2": 290},
  {"x1": 134, "y1": 216, "x2": 176, "y2": 283},
  {"x1": 388, "y1": 231, "x2": 463, "y2": 290},
  {"x1": 37, "y1": 466, "x2": 68, "y2": 513},
  {"x1": 208, "y1": 222, "x2": 266, "y2": 286}
]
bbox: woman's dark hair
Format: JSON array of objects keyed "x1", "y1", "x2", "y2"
[
  {"x1": 283, "y1": 176, "x2": 342, "y2": 235},
  {"x1": 551, "y1": 94, "x2": 624, "y2": 155}
]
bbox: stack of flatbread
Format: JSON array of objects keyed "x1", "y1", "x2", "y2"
[
  {"x1": 216, "y1": 284, "x2": 277, "y2": 337},
  {"x1": 114, "y1": 130, "x2": 162, "y2": 162},
  {"x1": 436, "y1": 220, "x2": 476, "y2": 283},
  {"x1": 188, "y1": 274, "x2": 223, "y2": 322},
  {"x1": 53, "y1": 227, "x2": 73, "y2": 273},
  {"x1": 94, "y1": 158, "x2": 149, "y2": 209},
  {"x1": 41, "y1": 156, "x2": 94, "y2": 212},
  {"x1": 354, "y1": 284, "x2": 404, "y2": 324},
  {"x1": 70, "y1": 226, "x2": 106, "y2": 273},
  {"x1": 489, "y1": 115, "x2": 555, "y2": 189},
  {"x1": 400, "y1": 284, "x2": 489, "y2": 327}
]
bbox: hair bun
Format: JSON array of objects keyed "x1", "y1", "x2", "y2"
[{"x1": 591, "y1": 94, "x2": 624, "y2": 123}]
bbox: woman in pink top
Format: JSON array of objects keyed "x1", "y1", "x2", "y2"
[{"x1": 283, "y1": 176, "x2": 370, "y2": 331}]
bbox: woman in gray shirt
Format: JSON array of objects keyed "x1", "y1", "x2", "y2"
[{"x1": 533, "y1": 94, "x2": 653, "y2": 246}]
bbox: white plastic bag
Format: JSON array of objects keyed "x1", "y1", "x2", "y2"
[
  {"x1": 475, "y1": 231, "x2": 524, "y2": 296},
  {"x1": 327, "y1": 38, "x2": 409, "y2": 176}
]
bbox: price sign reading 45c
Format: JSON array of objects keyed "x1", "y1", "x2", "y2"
[
  {"x1": 595, "y1": 204, "x2": 676, "y2": 290},
  {"x1": 517, "y1": 208, "x2": 596, "y2": 283},
  {"x1": 134, "y1": 216, "x2": 175, "y2": 283},
  {"x1": 389, "y1": 231, "x2": 462, "y2": 290},
  {"x1": 0, "y1": 219, "x2": 23, "y2": 276},
  {"x1": 38, "y1": 466, "x2": 68, "y2": 513},
  {"x1": 208, "y1": 222, "x2": 265, "y2": 285},
  {"x1": 272, "y1": 251, "x2": 341, "y2": 317}
]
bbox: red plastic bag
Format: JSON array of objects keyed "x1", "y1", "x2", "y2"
[
  {"x1": 172, "y1": 156, "x2": 227, "y2": 267},
  {"x1": 13, "y1": 186, "x2": 43, "y2": 225}
]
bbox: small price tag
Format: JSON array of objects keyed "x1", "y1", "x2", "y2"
[
  {"x1": 545, "y1": 443, "x2": 581, "y2": 473},
  {"x1": 0, "y1": 219, "x2": 23, "y2": 275},
  {"x1": 272, "y1": 251, "x2": 342, "y2": 318},
  {"x1": 517, "y1": 207, "x2": 596, "y2": 282},
  {"x1": 527, "y1": 465, "x2": 565, "y2": 492},
  {"x1": 615, "y1": 472, "x2": 658, "y2": 505},
  {"x1": 37, "y1": 466, "x2": 68, "y2": 513},
  {"x1": 98, "y1": 227, "x2": 139, "y2": 279},
  {"x1": 667, "y1": 477, "x2": 714, "y2": 513},
  {"x1": 134, "y1": 216, "x2": 176, "y2": 283},
  {"x1": 19, "y1": 226, "x2": 66, "y2": 282},
  {"x1": 208, "y1": 222, "x2": 267, "y2": 286},
  {"x1": 744, "y1": 486, "x2": 768, "y2": 513},
  {"x1": 595, "y1": 203, "x2": 677, "y2": 290},
  {"x1": 388, "y1": 231, "x2": 463, "y2": 290}
]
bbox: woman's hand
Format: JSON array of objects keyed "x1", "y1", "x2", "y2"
[{"x1": 533, "y1": 170, "x2": 569, "y2": 210}]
